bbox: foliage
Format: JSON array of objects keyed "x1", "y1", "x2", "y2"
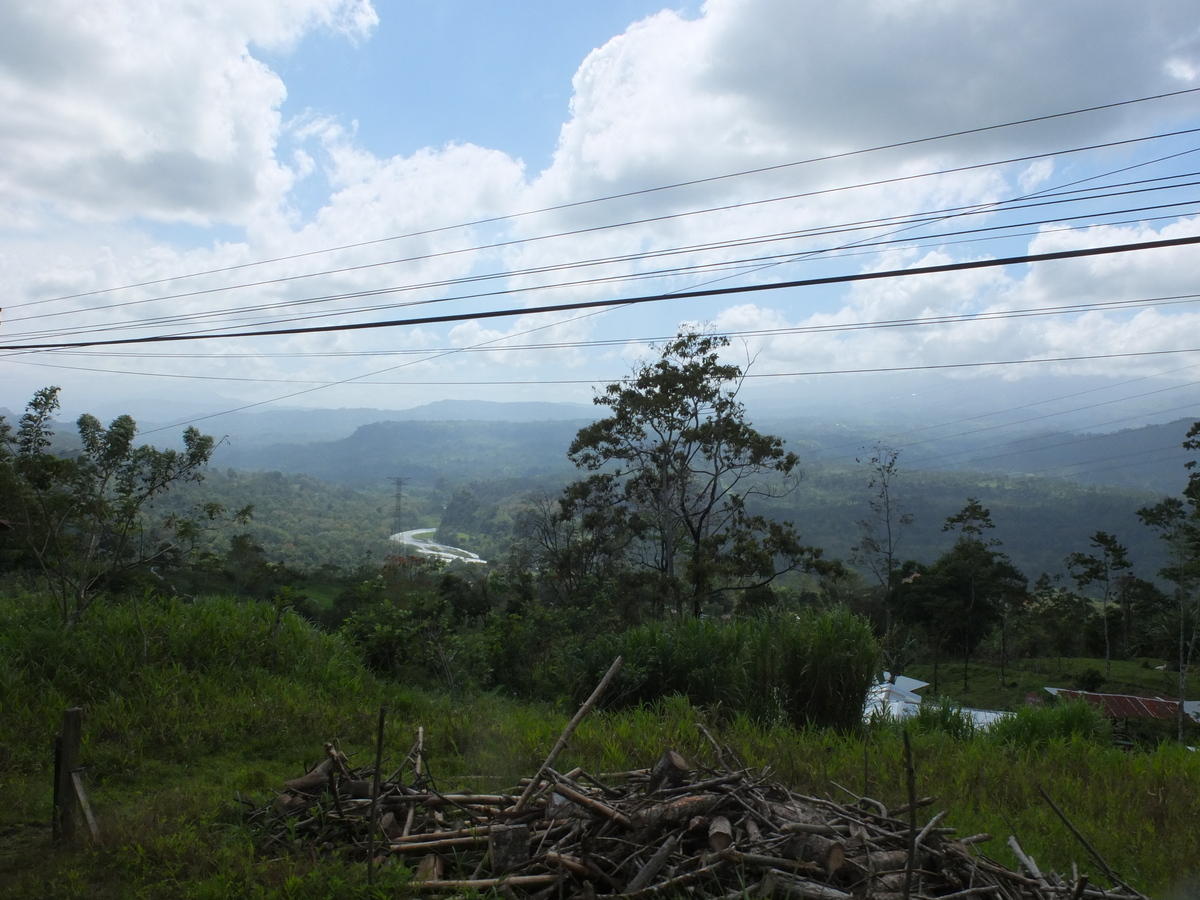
[
  {"x1": 899, "y1": 498, "x2": 1027, "y2": 692},
  {"x1": 0, "y1": 388, "x2": 242, "y2": 625},
  {"x1": 903, "y1": 697, "x2": 979, "y2": 741},
  {"x1": 1137, "y1": 419, "x2": 1200, "y2": 741},
  {"x1": 1066, "y1": 531, "x2": 1132, "y2": 676},
  {"x1": 987, "y1": 699, "x2": 1111, "y2": 748},
  {"x1": 562, "y1": 330, "x2": 837, "y2": 617},
  {"x1": 158, "y1": 467, "x2": 401, "y2": 573},
  {"x1": 565, "y1": 607, "x2": 880, "y2": 731}
]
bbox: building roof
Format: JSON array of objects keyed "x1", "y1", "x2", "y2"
[
  {"x1": 1045, "y1": 687, "x2": 1198, "y2": 721},
  {"x1": 864, "y1": 682, "x2": 923, "y2": 720}
]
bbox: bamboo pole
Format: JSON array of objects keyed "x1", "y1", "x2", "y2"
[
  {"x1": 367, "y1": 705, "x2": 386, "y2": 885},
  {"x1": 403, "y1": 725, "x2": 424, "y2": 837},
  {"x1": 513, "y1": 655, "x2": 622, "y2": 812}
]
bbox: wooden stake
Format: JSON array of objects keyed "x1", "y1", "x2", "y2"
[
  {"x1": 514, "y1": 655, "x2": 622, "y2": 812},
  {"x1": 54, "y1": 707, "x2": 82, "y2": 843},
  {"x1": 70, "y1": 771, "x2": 100, "y2": 842},
  {"x1": 368, "y1": 704, "x2": 386, "y2": 885},
  {"x1": 403, "y1": 726, "x2": 424, "y2": 837},
  {"x1": 902, "y1": 729, "x2": 916, "y2": 900}
]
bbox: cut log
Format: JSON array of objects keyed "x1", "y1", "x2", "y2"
[
  {"x1": 415, "y1": 854, "x2": 444, "y2": 882},
  {"x1": 758, "y1": 868, "x2": 853, "y2": 900},
  {"x1": 646, "y1": 750, "x2": 690, "y2": 793},
  {"x1": 785, "y1": 833, "x2": 846, "y2": 876},
  {"x1": 550, "y1": 780, "x2": 633, "y2": 829},
  {"x1": 70, "y1": 771, "x2": 100, "y2": 842},
  {"x1": 284, "y1": 757, "x2": 334, "y2": 794},
  {"x1": 709, "y1": 815, "x2": 734, "y2": 852},
  {"x1": 626, "y1": 833, "x2": 679, "y2": 893},
  {"x1": 632, "y1": 794, "x2": 719, "y2": 831},
  {"x1": 489, "y1": 823, "x2": 531, "y2": 872}
]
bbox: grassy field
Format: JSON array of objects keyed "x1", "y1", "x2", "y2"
[
  {"x1": 2, "y1": 593, "x2": 1199, "y2": 899},
  {"x1": 903, "y1": 656, "x2": 1199, "y2": 713}
]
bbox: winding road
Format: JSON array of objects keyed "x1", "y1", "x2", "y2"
[{"x1": 389, "y1": 529, "x2": 487, "y2": 565}]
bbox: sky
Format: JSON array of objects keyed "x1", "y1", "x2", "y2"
[{"x1": 5, "y1": 0, "x2": 1200, "y2": 458}]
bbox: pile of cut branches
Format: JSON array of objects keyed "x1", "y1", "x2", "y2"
[
  {"x1": 249, "y1": 740, "x2": 1146, "y2": 900},
  {"x1": 244, "y1": 659, "x2": 1148, "y2": 899}
]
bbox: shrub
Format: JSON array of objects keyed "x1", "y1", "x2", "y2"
[{"x1": 1076, "y1": 667, "x2": 1105, "y2": 692}]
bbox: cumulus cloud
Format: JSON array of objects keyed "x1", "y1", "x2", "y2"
[
  {"x1": 0, "y1": 0, "x2": 376, "y2": 224},
  {"x1": 6, "y1": 0, "x2": 1200, "y2": 413}
]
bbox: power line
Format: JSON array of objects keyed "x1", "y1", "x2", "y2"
[
  {"x1": 13, "y1": 165, "x2": 1199, "y2": 339},
  {"x1": 14, "y1": 85, "x2": 1199, "y2": 311},
  {"x1": 11, "y1": 287, "x2": 1200, "y2": 378},
  {"x1": 6, "y1": 232, "x2": 1198, "y2": 351},
  {"x1": 11, "y1": 127, "x2": 1200, "y2": 338}
]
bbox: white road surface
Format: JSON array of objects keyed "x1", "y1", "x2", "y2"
[{"x1": 390, "y1": 529, "x2": 487, "y2": 565}]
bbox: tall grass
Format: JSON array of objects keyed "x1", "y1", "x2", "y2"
[
  {"x1": 2, "y1": 591, "x2": 1198, "y2": 898},
  {"x1": 987, "y1": 699, "x2": 1111, "y2": 748},
  {"x1": 568, "y1": 607, "x2": 879, "y2": 731}
]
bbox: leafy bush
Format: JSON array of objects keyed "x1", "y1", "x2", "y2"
[{"x1": 1076, "y1": 667, "x2": 1105, "y2": 692}]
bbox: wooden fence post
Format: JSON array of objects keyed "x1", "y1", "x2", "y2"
[{"x1": 54, "y1": 707, "x2": 83, "y2": 843}]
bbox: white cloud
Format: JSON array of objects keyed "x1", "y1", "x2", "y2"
[
  {"x1": 6, "y1": 0, "x2": 1200, "y2": 415},
  {"x1": 0, "y1": 0, "x2": 376, "y2": 224}
]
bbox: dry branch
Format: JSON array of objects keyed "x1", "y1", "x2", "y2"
[{"x1": 245, "y1": 722, "x2": 1152, "y2": 900}]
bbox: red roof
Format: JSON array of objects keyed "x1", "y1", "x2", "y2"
[{"x1": 1050, "y1": 688, "x2": 1188, "y2": 721}]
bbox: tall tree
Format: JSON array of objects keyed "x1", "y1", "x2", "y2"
[
  {"x1": 939, "y1": 498, "x2": 1014, "y2": 691},
  {"x1": 0, "y1": 387, "x2": 241, "y2": 625},
  {"x1": 566, "y1": 330, "x2": 836, "y2": 617},
  {"x1": 851, "y1": 443, "x2": 913, "y2": 633},
  {"x1": 1065, "y1": 531, "x2": 1132, "y2": 677},
  {"x1": 1137, "y1": 420, "x2": 1200, "y2": 740}
]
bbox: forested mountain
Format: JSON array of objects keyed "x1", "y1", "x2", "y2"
[
  {"x1": 6, "y1": 399, "x2": 1186, "y2": 582},
  {"x1": 196, "y1": 412, "x2": 1180, "y2": 580},
  {"x1": 214, "y1": 418, "x2": 588, "y2": 485},
  {"x1": 211, "y1": 408, "x2": 1195, "y2": 495}
]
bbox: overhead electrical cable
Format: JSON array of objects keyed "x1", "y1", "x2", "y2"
[
  {"x1": 14, "y1": 84, "x2": 1199, "y2": 311},
  {"x1": 5, "y1": 232, "x2": 1198, "y2": 351},
  {"x1": 10, "y1": 126, "x2": 1200, "y2": 329},
  {"x1": 16, "y1": 344, "x2": 1200, "y2": 387},
  {"x1": 11, "y1": 155, "x2": 1199, "y2": 348},
  {"x1": 17, "y1": 287, "x2": 1200, "y2": 366}
]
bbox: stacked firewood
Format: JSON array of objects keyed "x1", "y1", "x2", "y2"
[{"x1": 249, "y1": 741, "x2": 1147, "y2": 900}]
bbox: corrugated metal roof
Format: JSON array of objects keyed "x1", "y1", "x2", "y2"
[{"x1": 1046, "y1": 687, "x2": 1194, "y2": 721}]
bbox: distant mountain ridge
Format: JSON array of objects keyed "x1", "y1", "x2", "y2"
[
  {"x1": 8, "y1": 398, "x2": 1197, "y2": 495},
  {"x1": 137, "y1": 399, "x2": 599, "y2": 450}
]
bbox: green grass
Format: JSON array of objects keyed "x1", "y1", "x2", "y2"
[
  {"x1": 903, "y1": 656, "x2": 1198, "y2": 713},
  {"x1": 2, "y1": 592, "x2": 1199, "y2": 898}
]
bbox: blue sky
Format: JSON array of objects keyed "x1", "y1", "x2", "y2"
[
  {"x1": 3, "y1": 0, "x2": 1200, "y2": 449},
  {"x1": 261, "y1": 1, "x2": 701, "y2": 172}
]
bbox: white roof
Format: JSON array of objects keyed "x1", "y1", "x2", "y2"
[
  {"x1": 864, "y1": 682, "x2": 923, "y2": 720},
  {"x1": 863, "y1": 675, "x2": 1010, "y2": 729},
  {"x1": 882, "y1": 671, "x2": 929, "y2": 694}
]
